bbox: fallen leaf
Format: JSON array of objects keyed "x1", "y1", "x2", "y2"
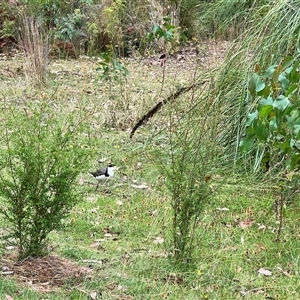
[
  {"x1": 5, "y1": 295, "x2": 14, "y2": 300},
  {"x1": 239, "y1": 220, "x2": 254, "y2": 229},
  {"x1": 116, "y1": 200, "x2": 123, "y2": 206},
  {"x1": 153, "y1": 237, "x2": 164, "y2": 244},
  {"x1": 151, "y1": 209, "x2": 158, "y2": 216},
  {"x1": 1, "y1": 271, "x2": 14, "y2": 275},
  {"x1": 257, "y1": 223, "x2": 266, "y2": 230},
  {"x1": 131, "y1": 184, "x2": 148, "y2": 189},
  {"x1": 89, "y1": 241, "x2": 100, "y2": 248},
  {"x1": 240, "y1": 235, "x2": 245, "y2": 244},
  {"x1": 90, "y1": 291, "x2": 97, "y2": 299},
  {"x1": 79, "y1": 175, "x2": 85, "y2": 185},
  {"x1": 5, "y1": 246, "x2": 15, "y2": 251},
  {"x1": 216, "y1": 207, "x2": 229, "y2": 211},
  {"x1": 99, "y1": 158, "x2": 108, "y2": 163},
  {"x1": 27, "y1": 280, "x2": 33, "y2": 286},
  {"x1": 258, "y1": 268, "x2": 272, "y2": 276}
]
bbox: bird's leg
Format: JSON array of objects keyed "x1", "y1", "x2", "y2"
[{"x1": 95, "y1": 182, "x2": 99, "y2": 191}]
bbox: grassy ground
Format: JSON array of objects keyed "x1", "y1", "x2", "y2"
[{"x1": 0, "y1": 48, "x2": 299, "y2": 299}]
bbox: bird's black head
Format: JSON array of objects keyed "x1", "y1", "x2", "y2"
[{"x1": 108, "y1": 163, "x2": 114, "y2": 167}]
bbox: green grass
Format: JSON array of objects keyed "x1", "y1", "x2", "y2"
[{"x1": 0, "y1": 55, "x2": 299, "y2": 300}]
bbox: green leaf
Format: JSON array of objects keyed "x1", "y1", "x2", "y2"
[
  {"x1": 180, "y1": 32, "x2": 187, "y2": 44},
  {"x1": 282, "y1": 56, "x2": 294, "y2": 69},
  {"x1": 258, "y1": 96, "x2": 273, "y2": 118},
  {"x1": 153, "y1": 25, "x2": 161, "y2": 35},
  {"x1": 248, "y1": 75, "x2": 256, "y2": 96},
  {"x1": 148, "y1": 32, "x2": 154, "y2": 42},
  {"x1": 253, "y1": 119, "x2": 268, "y2": 141},
  {"x1": 258, "y1": 96, "x2": 273, "y2": 109},
  {"x1": 276, "y1": 141, "x2": 289, "y2": 151},
  {"x1": 165, "y1": 29, "x2": 174, "y2": 40},
  {"x1": 163, "y1": 16, "x2": 171, "y2": 23},
  {"x1": 245, "y1": 111, "x2": 258, "y2": 126},
  {"x1": 256, "y1": 77, "x2": 265, "y2": 92},
  {"x1": 285, "y1": 66, "x2": 293, "y2": 74},
  {"x1": 239, "y1": 132, "x2": 255, "y2": 152},
  {"x1": 286, "y1": 110, "x2": 299, "y2": 127},
  {"x1": 278, "y1": 73, "x2": 290, "y2": 90},
  {"x1": 290, "y1": 62, "x2": 300, "y2": 83},
  {"x1": 293, "y1": 124, "x2": 300, "y2": 138},
  {"x1": 269, "y1": 118, "x2": 277, "y2": 131},
  {"x1": 286, "y1": 83, "x2": 298, "y2": 96},
  {"x1": 263, "y1": 64, "x2": 278, "y2": 78},
  {"x1": 259, "y1": 105, "x2": 273, "y2": 118},
  {"x1": 257, "y1": 85, "x2": 270, "y2": 98},
  {"x1": 273, "y1": 95, "x2": 290, "y2": 112},
  {"x1": 290, "y1": 138, "x2": 295, "y2": 148},
  {"x1": 290, "y1": 153, "x2": 300, "y2": 169},
  {"x1": 294, "y1": 140, "x2": 300, "y2": 150},
  {"x1": 164, "y1": 23, "x2": 175, "y2": 30}
]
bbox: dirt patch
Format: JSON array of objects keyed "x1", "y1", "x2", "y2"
[{"x1": 1, "y1": 253, "x2": 92, "y2": 292}]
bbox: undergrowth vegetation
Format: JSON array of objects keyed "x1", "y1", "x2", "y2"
[
  {"x1": 0, "y1": 0, "x2": 299, "y2": 299},
  {"x1": 211, "y1": 1, "x2": 300, "y2": 163},
  {"x1": 152, "y1": 78, "x2": 222, "y2": 262}
]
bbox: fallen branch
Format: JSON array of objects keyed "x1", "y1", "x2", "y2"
[{"x1": 130, "y1": 80, "x2": 207, "y2": 138}]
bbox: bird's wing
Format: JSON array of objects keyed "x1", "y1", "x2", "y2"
[{"x1": 90, "y1": 167, "x2": 107, "y2": 177}]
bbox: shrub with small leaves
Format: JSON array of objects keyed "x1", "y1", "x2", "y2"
[{"x1": 0, "y1": 102, "x2": 90, "y2": 259}]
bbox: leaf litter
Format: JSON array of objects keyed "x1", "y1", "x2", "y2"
[{"x1": 0, "y1": 252, "x2": 92, "y2": 292}]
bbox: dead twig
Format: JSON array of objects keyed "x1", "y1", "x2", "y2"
[{"x1": 129, "y1": 80, "x2": 207, "y2": 138}]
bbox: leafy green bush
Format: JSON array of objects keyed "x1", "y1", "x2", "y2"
[
  {"x1": 54, "y1": 9, "x2": 86, "y2": 56},
  {"x1": 0, "y1": 102, "x2": 90, "y2": 259},
  {"x1": 147, "y1": 16, "x2": 186, "y2": 53},
  {"x1": 200, "y1": 1, "x2": 300, "y2": 166},
  {"x1": 97, "y1": 50, "x2": 129, "y2": 84},
  {"x1": 240, "y1": 55, "x2": 300, "y2": 240},
  {"x1": 240, "y1": 56, "x2": 300, "y2": 165}
]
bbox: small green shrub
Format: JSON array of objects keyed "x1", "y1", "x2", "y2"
[
  {"x1": 54, "y1": 9, "x2": 86, "y2": 55},
  {"x1": 0, "y1": 102, "x2": 90, "y2": 259},
  {"x1": 148, "y1": 16, "x2": 186, "y2": 53},
  {"x1": 0, "y1": 20, "x2": 17, "y2": 39},
  {"x1": 96, "y1": 50, "x2": 129, "y2": 88},
  {"x1": 154, "y1": 87, "x2": 219, "y2": 262},
  {"x1": 240, "y1": 55, "x2": 300, "y2": 240}
]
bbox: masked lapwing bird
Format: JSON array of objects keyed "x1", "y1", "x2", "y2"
[{"x1": 89, "y1": 163, "x2": 115, "y2": 191}]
